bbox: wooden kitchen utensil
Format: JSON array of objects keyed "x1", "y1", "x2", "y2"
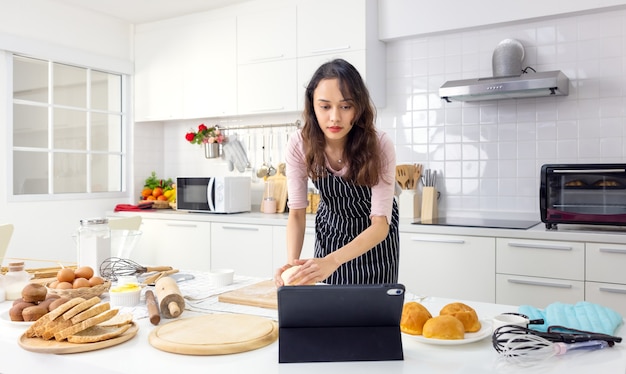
[
  {"x1": 145, "y1": 290, "x2": 161, "y2": 325},
  {"x1": 395, "y1": 165, "x2": 409, "y2": 189},
  {"x1": 260, "y1": 163, "x2": 288, "y2": 213},
  {"x1": 154, "y1": 276, "x2": 185, "y2": 319}
]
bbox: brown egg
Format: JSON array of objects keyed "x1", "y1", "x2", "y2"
[
  {"x1": 88, "y1": 276, "x2": 105, "y2": 287},
  {"x1": 57, "y1": 268, "x2": 75, "y2": 283},
  {"x1": 74, "y1": 266, "x2": 94, "y2": 280},
  {"x1": 56, "y1": 281, "x2": 73, "y2": 290},
  {"x1": 48, "y1": 280, "x2": 59, "y2": 289},
  {"x1": 73, "y1": 277, "x2": 90, "y2": 289}
]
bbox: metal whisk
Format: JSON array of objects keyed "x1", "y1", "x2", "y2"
[
  {"x1": 492, "y1": 325, "x2": 621, "y2": 365},
  {"x1": 100, "y1": 257, "x2": 173, "y2": 281}
]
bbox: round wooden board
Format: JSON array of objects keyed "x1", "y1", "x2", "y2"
[
  {"x1": 148, "y1": 314, "x2": 278, "y2": 355},
  {"x1": 18, "y1": 323, "x2": 138, "y2": 354}
]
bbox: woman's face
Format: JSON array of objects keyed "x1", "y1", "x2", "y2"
[{"x1": 313, "y1": 78, "x2": 355, "y2": 142}]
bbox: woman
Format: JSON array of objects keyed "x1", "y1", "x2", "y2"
[{"x1": 274, "y1": 59, "x2": 399, "y2": 286}]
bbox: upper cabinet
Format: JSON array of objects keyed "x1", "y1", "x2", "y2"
[
  {"x1": 236, "y1": 4, "x2": 298, "y2": 115},
  {"x1": 296, "y1": 0, "x2": 385, "y2": 110},
  {"x1": 379, "y1": 0, "x2": 626, "y2": 40},
  {"x1": 134, "y1": 13, "x2": 237, "y2": 122}
]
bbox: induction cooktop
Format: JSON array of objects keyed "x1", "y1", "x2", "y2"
[{"x1": 412, "y1": 217, "x2": 540, "y2": 230}]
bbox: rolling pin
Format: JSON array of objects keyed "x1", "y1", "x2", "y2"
[
  {"x1": 155, "y1": 276, "x2": 185, "y2": 318},
  {"x1": 145, "y1": 290, "x2": 161, "y2": 325}
]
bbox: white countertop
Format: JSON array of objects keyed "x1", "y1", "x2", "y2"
[
  {"x1": 110, "y1": 209, "x2": 626, "y2": 244},
  {"x1": 1, "y1": 273, "x2": 624, "y2": 374}
]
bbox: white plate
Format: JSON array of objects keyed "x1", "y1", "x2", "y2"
[
  {"x1": 0, "y1": 309, "x2": 34, "y2": 327},
  {"x1": 404, "y1": 319, "x2": 493, "y2": 345}
]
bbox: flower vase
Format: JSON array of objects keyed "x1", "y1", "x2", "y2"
[{"x1": 204, "y1": 143, "x2": 220, "y2": 159}]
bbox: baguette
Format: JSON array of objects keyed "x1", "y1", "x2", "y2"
[
  {"x1": 27, "y1": 297, "x2": 86, "y2": 338},
  {"x1": 71, "y1": 302, "x2": 110, "y2": 324},
  {"x1": 54, "y1": 309, "x2": 118, "y2": 341},
  {"x1": 66, "y1": 323, "x2": 132, "y2": 344},
  {"x1": 63, "y1": 296, "x2": 101, "y2": 320}
]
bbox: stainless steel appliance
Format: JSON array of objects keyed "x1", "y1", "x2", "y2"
[
  {"x1": 540, "y1": 164, "x2": 626, "y2": 229},
  {"x1": 176, "y1": 176, "x2": 251, "y2": 213}
]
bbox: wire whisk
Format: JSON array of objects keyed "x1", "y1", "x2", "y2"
[{"x1": 100, "y1": 257, "x2": 173, "y2": 281}]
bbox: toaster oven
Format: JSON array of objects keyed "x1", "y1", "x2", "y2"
[{"x1": 540, "y1": 164, "x2": 626, "y2": 229}]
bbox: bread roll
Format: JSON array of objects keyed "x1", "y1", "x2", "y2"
[
  {"x1": 22, "y1": 283, "x2": 47, "y2": 303},
  {"x1": 9, "y1": 302, "x2": 35, "y2": 321},
  {"x1": 400, "y1": 302, "x2": 432, "y2": 335},
  {"x1": 422, "y1": 315, "x2": 465, "y2": 340},
  {"x1": 22, "y1": 305, "x2": 48, "y2": 322},
  {"x1": 439, "y1": 302, "x2": 481, "y2": 332}
]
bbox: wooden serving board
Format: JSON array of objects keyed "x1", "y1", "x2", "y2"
[
  {"x1": 149, "y1": 314, "x2": 278, "y2": 355},
  {"x1": 18, "y1": 323, "x2": 138, "y2": 354},
  {"x1": 218, "y1": 280, "x2": 277, "y2": 309}
]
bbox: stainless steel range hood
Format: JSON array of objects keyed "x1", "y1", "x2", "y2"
[{"x1": 439, "y1": 70, "x2": 570, "y2": 102}]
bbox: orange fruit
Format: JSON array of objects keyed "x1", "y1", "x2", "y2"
[
  {"x1": 141, "y1": 188, "x2": 153, "y2": 198},
  {"x1": 157, "y1": 195, "x2": 168, "y2": 201},
  {"x1": 146, "y1": 195, "x2": 156, "y2": 200},
  {"x1": 152, "y1": 187, "x2": 163, "y2": 197}
]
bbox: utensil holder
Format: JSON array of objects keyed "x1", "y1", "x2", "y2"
[
  {"x1": 398, "y1": 189, "x2": 420, "y2": 219},
  {"x1": 421, "y1": 187, "x2": 438, "y2": 222}
]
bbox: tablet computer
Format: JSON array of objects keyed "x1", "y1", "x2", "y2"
[{"x1": 277, "y1": 283, "x2": 405, "y2": 363}]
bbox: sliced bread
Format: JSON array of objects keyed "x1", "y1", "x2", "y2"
[
  {"x1": 66, "y1": 323, "x2": 132, "y2": 344},
  {"x1": 97, "y1": 312, "x2": 133, "y2": 327},
  {"x1": 54, "y1": 308, "x2": 118, "y2": 341},
  {"x1": 71, "y1": 302, "x2": 110, "y2": 324}
]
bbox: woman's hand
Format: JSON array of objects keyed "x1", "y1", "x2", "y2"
[{"x1": 292, "y1": 257, "x2": 338, "y2": 285}]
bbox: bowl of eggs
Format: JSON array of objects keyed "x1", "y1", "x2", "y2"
[{"x1": 46, "y1": 266, "x2": 111, "y2": 299}]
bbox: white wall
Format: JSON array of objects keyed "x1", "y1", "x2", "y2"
[
  {"x1": 377, "y1": 8, "x2": 626, "y2": 216},
  {"x1": 0, "y1": 0, "x2": 133, "y2": 268}
]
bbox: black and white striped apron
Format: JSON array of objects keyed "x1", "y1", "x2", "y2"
[{"x1": 313, "y1": 172, "x2": 399, "y2": 285}]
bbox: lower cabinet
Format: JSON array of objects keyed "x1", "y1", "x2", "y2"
[
  {"x1": 495, "y1": 238, "x2": 585, "y2": 308},
  {"x1": 210, "y1": 222, "x2": 274, "y2": 278},
  {"x1": 585, "y1": 242, "x2": 626, "y2": 316},
  {"x1": 399, "y1": 233, "x2": 496, "y2": 303},
  {"x1": 271, "y1": 226, "x2": 316, "y2": 271}
]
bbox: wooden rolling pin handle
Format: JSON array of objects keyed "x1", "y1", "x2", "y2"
[
  {"x1": 145, "y1": 290, "x2": 160, "y2": 325},
  {"x1": 168, "y1": 301, "x2": 181, "y2": 317}
]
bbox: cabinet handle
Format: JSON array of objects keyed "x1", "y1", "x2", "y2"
[
  {"x1": 599, "y1": 247, "x2": 626, "y2": 254},
  {"x1": 310, "y1": 45, "x2": 351, "y2": 54},
  {"x1": 247, "y1": 54, "x2": 285, "y2": 62},
  {"x1": 221, "y1": 225, "x2": 259, "y2": 232},
  {"x1": 599, "y1": 287, "x2": 626, "y2": 295},
  {"x1": 410, "y1": 237, "x2": 465, "y2": 244},
  {"x1": 507, "y1": 278, "x2": 573, "y2": 289},
  {"x1": 507, "y1": 242, "x2": 573, "y2": 251},
  {"x1": 165, "y1": 223, "x2": 198, "y2": 228}
]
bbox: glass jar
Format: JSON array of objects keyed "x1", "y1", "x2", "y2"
[
  {"x1": 77, "y1": 218, "x2": 111, "y2": 277},
  {"x1": 4, "y1": 262, "x2": 32, "y2": 300}
]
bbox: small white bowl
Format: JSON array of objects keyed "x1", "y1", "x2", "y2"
[
  {"x1": 109, "y1": 284, "x2": 141, "y2": 307},
  {"x1": 209, "y1": 269, "x2": 234, "y2": 288}
]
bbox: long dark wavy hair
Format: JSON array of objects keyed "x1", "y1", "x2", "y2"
[{"x1": 302, "y1": 59, "x2": 382, "y2": 186}]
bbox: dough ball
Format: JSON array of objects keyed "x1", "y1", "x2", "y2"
[
  {"x1": 422, "y1": 315, "x2": 465, "y2": 340},
  {"x1": 439, "y1": 302, "x2": 481, "y2": 332},
  {"x1": 281, "y1": 265, "x2": 315, "y2": 286},
  {"x1": 400, "y1": 302, "x2": 432, "y2": 335}
]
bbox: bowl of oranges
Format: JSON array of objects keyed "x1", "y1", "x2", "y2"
[
  {"x1": 46, "y1": 266, "x2": 111, "y2": 299},
  {"x1": 139, "y1": 172, "x2": 176, "y2": 209}
]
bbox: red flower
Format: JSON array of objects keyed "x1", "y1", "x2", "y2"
[
  {"x1": 198, "y1": 124, "x2": 208, "y2": 132},
  {"x1": 185, "y1": 132, "x2": 195, "y2": 142}
]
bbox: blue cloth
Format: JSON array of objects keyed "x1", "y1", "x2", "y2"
[{"x1": 519, "y1": 302, "x2": 623, "y2": 336}]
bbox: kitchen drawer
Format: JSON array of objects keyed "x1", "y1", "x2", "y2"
[
  {"x1": 585, "y1": 281, "x2": 626, "y2": 317},
  {"x1": 496, "y1": 274, "x2": 584, "y2": 308},
  {"x1": 399, "y1": 233, "x2": 495, "y2": 303},
  {"x1": 586, "y1": 242, "x2": 626, "y2": 284},
  {"x1": 496, "y1": 238, "x2": 584, "y2": 281}
]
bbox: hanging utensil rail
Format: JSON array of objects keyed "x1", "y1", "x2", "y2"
[{"x1": 218, "y1": 120, "x2": 302, "y2": 132}]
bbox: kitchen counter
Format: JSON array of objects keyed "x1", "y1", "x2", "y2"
[
  {"x1": 109, "y1": 209, "x2": 626, "y2": 244},
  {"x1": 1, "y1": 273, "x2": 624, "y2": 374}
]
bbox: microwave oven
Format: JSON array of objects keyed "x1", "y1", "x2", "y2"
[
  {"x1": 176, "y1": 176, "x2": 251, "y2": 213},
  {"x1": 540, "y1": 163, "x2": 626, "y2": 229}
]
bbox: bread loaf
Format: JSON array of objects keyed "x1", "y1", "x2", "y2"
[
  {"x1": 422, "y1": 315, "x2": 465, "y2": 340},
  {"x1": 400, "y1": 302, "x2": 432, "y2": 335},
  {"x1": 439, "y1": 302, "x2": 481, "y2": 332}
]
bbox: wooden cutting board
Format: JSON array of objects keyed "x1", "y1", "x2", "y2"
[
  {"x1": 218, "y1": 280, "x2": 278, "y2": 309},
  {"x1": 149, "y1": 314, "x2": 278, "y2": 355},
  {"x1": 260, "y1": 164, "x2": 288, "y2": 214}
]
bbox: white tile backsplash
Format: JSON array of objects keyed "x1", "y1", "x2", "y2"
[{"x1": 378, "y1": 8, "x2": 626, "y2": 216}]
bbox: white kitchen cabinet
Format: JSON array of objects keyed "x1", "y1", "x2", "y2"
[
  {"x1": 495, "y1": 238, "x2": 585, "y2": 307},
  {"x1": 132, "y1": 219, "x2": 211, "y2": 271},
  {"x1": 134, "y1": 13, "x2": 237, "y2": 121},
  {"x1": 237, "y1": 60, "x2": 297, "y2": 115},
  {"x1": 210, "y1": 222, "x2": 273, "y2": 278},
  {"x1": 295, "y1": 0, "x2": 385, "y2": 109},
  {"x1": 271, "y1": 225, "x2": 315, "y2": 271},
  {"x1": 399, "y1": 233, "x2": 496, "y2": 303},
  {"x1": 585, "y1": 242, "x2": 626, "y2": 316}
]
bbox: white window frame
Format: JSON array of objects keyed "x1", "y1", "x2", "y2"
[{"x1": 7, "y1": 52, "x2": 131, "y2": 202}]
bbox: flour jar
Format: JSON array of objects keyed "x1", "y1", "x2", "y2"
[
  {"x1": 77, "y1": 218, "x2": 111, "y2": 277},
  {"x1": 4, "y1": 262, "x2": 32, "y2": 300}
]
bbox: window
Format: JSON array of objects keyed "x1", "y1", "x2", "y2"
[{"x1": 12, "y1": 55, "x2": 126, "y2": 196}]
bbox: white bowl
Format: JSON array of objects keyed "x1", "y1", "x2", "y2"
[
  {"x1": 109, "y1": 284, "x2": 141, "y2": 307},
  {"x1": 209, "y1": 269, "x2": 234, "y2": 288}
]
